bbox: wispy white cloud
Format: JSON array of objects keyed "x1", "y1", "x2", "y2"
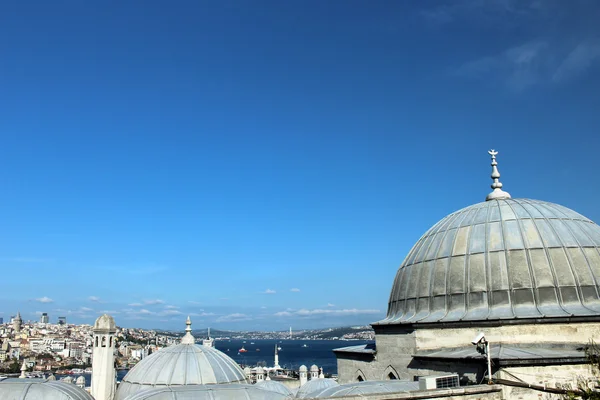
[
  {"x1": 189, "y1": 312, "x2": 215, "y2": 317},
  {"x1": 80, "y1": 307, "x2": 93, "y2": 312},
  {"x1": 420, "y1": 0, "x2": 554, "y2": 28},
  {"x1": 88, "y1": 296, "x2": 101, "y2": 302},
  {"x1": 128, "y1": 303, "x2": 143, "y2": 307},
  {"x1": 274, "y1": 311, "x2": 293, "y2": 317},
  {"x1": 275, "y1": 308, "x2": 381, "y2": 318},
  {"x1": 101, "y1": 310, "x2": 120, "y2": 315},
  {"x1": 144, "y1": 299, "x2": 165, "y2": 305},
  {"x1": 188, "y1": 301, "x2": 202, "y2": 305},
  {"x1": 290, "y1": 288, "x2": 300, "y2": 292},
  {"x1": 35, "y1": 297, "x2": 53, "y2": 303},
  {"x1": 262, "y1": 289, "x2": 276, "y2": 294},
  {"x1": 327, "y1": 303, "x2": 336, "y2": 307},
  {"x1": 164, "y1": 305, "x2": 179, "y2": 309},
  {"x1": 455, "y1": 39, "x2": 600, "y2": 91},
  {"x1": 216, "y1": 313, "x2": 252, "y2": 322},
  {"x1": 553, "y1": 41, "x2": 600, "y2": 82},
  {"x1": 8, "y1": 257, "x2": 53, "y2": 263},
  {"x1": 158, "y1": 309, "x2": 182, "y2": 316}
]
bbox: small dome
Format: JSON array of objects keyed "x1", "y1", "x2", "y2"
[
  {"x1": 378, "y1": 198, "x2": 600, "y2": 326},
  {"x1": 94, "y1": 314, "x2": 116, "y2": 331},
  {"x1": 296, "y1": 379, "x2": 339, "y2": 398},
  {"x1": 309, "y1": 365, "x2": 319, "y2": 372},
  {"x1": 76, "y1": 376, "x2": 85, "y2": 384},
  {"x1": 256, "y1": 380, "x2": 294, "y2": 396},
  {"x1": 299, "y1": 365, "x2": 307, "y2": 372},
  {"x1": 0, "y1": 379, "x2": 93, "y2": 400},
  {"x1": 115, "y1": 343, "x2": 246, "y2": 399},
  {"x1": 120, "y1": 383, "x2": 291, "y2": 400},
  {"x1": 62, "y1": 376, "x2": 74, "y2": 384},
  {"x1": 311, "y1": 381, "x2": 420, "y2": 397},
  {"x1": 243, "y1": 367, "x2": 252, "y2": 374}
]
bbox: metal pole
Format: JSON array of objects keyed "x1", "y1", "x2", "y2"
[{"x1": 486, "y1": 341, "x2": 492, "y2": 384}]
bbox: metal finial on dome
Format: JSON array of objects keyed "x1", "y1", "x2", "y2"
[
  {"x1": 181, "y1": 316, "x2": 195, "y2": 344},
  {"x1": 485, "y1": 149, "x2": 511, "y2": 201}
]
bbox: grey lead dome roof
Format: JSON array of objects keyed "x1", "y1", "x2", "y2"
[
  {"x1": 0, "y1": 378, "x2": 94, "y2": 400},
  {"x1": 376, "y1": 198, "x2": 600, "y2": 326},
  {"x1": 121, "y1": 384, "x2": 292, "y2": 400},
  {"x1": 115, "y1": 343, "x2": 247, "y2": 400}
]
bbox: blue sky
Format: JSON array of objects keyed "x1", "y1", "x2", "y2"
[{"x1": 1, "y1": 0, "x2": 600, "y2": 331}]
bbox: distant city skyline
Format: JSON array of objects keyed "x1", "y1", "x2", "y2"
[{"x1": 1, "y1": 1, "x2": 600, "y2": 330}]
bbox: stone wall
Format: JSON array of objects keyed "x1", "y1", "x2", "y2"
[
  {"x1": 497, "y1": 364, "x2": 595, "y2": 400},
  {"x1": 414, "y1": 322, "x2": 600, "y2": 351},
  {"x1": 337, "y1": 321, "x2": 600, "y2": 387}
]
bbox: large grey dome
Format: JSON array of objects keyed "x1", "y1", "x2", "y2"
[
  {"x1": 0, "y1": 378, "x2": 93, "y2": 400},
  {"x1": 376, "y1": 198, "x2": 600, "y2": 326},
  {"x1": 115, "y1": 343, "x2": 247, "y2": 400}
]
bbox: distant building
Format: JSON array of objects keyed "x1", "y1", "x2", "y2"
[
  {"x1": 40, "y1": 313, "x2": 49, "y2": 324},
  {"x1": 0, "y1": 317, "x2": 3, "y2": 324},
  {"x1": 13, "y1": 312, "x2": 22, "y2": 333},
  {"x1": 58, "y1": 316, "x2": 67, "y2": 325}
]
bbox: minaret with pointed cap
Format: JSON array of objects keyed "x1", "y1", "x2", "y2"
[
  {"x1": 181, "y1": 316, "x2": 195, "y2": 344},
  {"x1": 485, "y1": 149, "x2": 511, "y2": 201},
  {"x1": 19, "y1": 360, "x2": 27, "y2": 378}
]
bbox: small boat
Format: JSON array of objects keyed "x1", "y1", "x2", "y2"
[
  {"x1": 302, "y1": 344, "x2": 308, "y2": 348},
  {"x1": 239, "y1": 347, "x2": 248, "y2": 353},
  {"x1": 250, "y1": 342, "x2": 255, "y2": 345},
  {"x1": 277, "y1": 346, "x2": 282, "y2": 351},
  {"x1": 243, "y1": 341, "x2": 246, "y2": 343},
  {"x1": 256, "y1": 349, "x2": 260, "y2": 352}
]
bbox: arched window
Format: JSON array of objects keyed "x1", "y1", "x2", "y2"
[
  {"x1": 101, "y1": 336, "x2": 106, "y2": 348},
  {"x1": 357, "y1": 375, "x2": 364, "y2": 382},
  {"x1": 383, "y1": 365, "x2": 400, "y2": 381},
  {"x1": 95, "y1": 336, "x2": 98, "y2": 347},
  {"x1": 109, "y1": 337, "x2": 112, "y2": 347}
]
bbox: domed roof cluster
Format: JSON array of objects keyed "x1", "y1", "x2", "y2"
[
  {"x1": 121, "y1": 383, "x2": 291, "y2": 400},
  {"x1": 0, "y1": 378, "x2": 93, "y2": 400},
  {"x1": 295, "y1": 379, "x2": 339, "y2": 398},
  {"x1": 308, "y1": 381, "x2": 419, "y2": 397},
  {"x1": 377, "y1": 151, "x2": 600, "y2": 326},
  {"x1": 116, "y1": 318, "x2": 247, "y2": 400},
  {"x1": 255, "y1": 380, "x2": 294, "y2": 396}
]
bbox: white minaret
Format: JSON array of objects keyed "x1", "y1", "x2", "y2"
[
  {"x1": 299, "y1": 365, "x2": 308, "y2": 386},
  {"x1": 202, "y1": 326, "x2": 214, "y2": 347},
  {"x1": 310, "y1": 364, "x2": 319, "y2": 380},
  {"x1": 274, "y1": 343, "x2": 280, "y2": 369},
  {"x1": 92, "y1": 314, "x2": 116, "y2": 400},
  {"x1": 19, "y1": 361, "x2": 27, "y2": 378},
  {"x1": 289, "y1": 326, "x2": 292, "y2": 339}
]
